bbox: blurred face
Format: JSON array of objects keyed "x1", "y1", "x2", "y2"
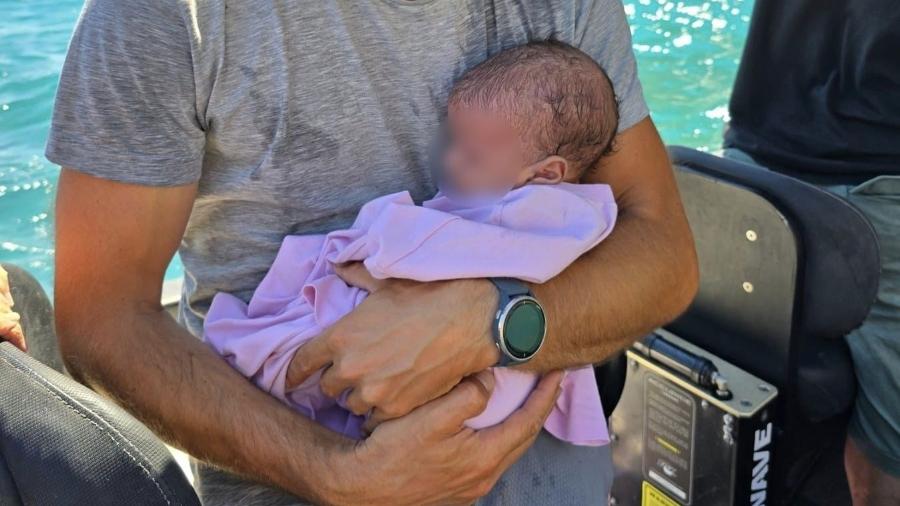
[{"x1": 440, "y1": 104, "x2": 533, "y2": 195}]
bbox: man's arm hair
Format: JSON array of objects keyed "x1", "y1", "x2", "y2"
[
  {"x1": 525, "y1": 117, "x2": 699, "y2": 370},
  {"x1": 53, "y1": 168, "x2": 346, "y2": 501}
]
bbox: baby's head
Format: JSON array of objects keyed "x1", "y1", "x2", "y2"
[{"x1": 441, "y1": 40, "x2": 619, "y2": 195}]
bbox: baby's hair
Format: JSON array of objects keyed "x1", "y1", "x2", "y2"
[{"x1": 448, "y1": 39, "x2": 620, "y2": 177}]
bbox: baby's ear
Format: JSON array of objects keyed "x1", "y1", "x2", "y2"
[{"x1": 529, "y1": 156, "x2": 570, "y2": 185}]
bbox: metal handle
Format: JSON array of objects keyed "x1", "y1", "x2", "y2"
[{"x1": 635, "y1": 334, "x2": 732, "y2": 399}]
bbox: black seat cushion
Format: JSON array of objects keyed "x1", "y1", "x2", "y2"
[{"x1": 0, "y1": 343, "x2": 200, "y2": 505}]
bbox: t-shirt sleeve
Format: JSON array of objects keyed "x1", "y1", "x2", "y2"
[
  {"x1": 575, "y1": 0, "x2": 650, "y2": 132},
  {"x1": 45, "y1": 0, "x2": 205, "y2": 186}
]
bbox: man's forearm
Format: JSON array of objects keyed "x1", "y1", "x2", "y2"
[
  {"x1": 510, "y1": 118, "x2": 700, "y2": 372},
  {"x1": 524, "y1": 207, "x2": 698, "y2": 371},
  {"x1": 56, "y1": 302, "x2": 348, "y2": 501}
]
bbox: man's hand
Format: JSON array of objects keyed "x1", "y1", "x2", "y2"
[
  {"x1": 0, "y1": 266, "x2": 26, "y2": 351},
  {"x1": 323, "y1": 370, "x2": 564, "y2": 506},
  {"x1": 333, "y1": 262, "x2": 388, "y2": 293},
  {"x1": 287, "y1": 269, "x2": 500, "y2": 424}
]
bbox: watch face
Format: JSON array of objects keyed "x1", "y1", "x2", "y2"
[{"x1": 505, "y1": 299, "x2": 545, "y2": 359}]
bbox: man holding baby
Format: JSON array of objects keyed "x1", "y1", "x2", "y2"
[{"x1": 44, "y1": 0, "x2": 698, "y2": 504}]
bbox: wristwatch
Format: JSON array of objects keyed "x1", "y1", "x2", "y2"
[{"x1": 489, "y1": 278, "x2": 546, "y2": 366}]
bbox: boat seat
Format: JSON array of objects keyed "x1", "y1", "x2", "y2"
[
  {"x1": 0, "y1": 265, "x2": 200, "y2": 505},
  {"x1": 595, "y1": 146, "x2": 878, "y2": 425},
  {"x1": 667, "y1": 146, "x2": 879, "y2": 422},
  {"x1": 663, "y1": 146, "x2": 880, "y2": 503},
  {"x1": 0, "y1": 342, "x2": 200, "y2": 505}
]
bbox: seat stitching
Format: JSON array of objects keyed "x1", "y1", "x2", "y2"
[{"x1": 0, "y1": 353, "x2": 174, "y2": 505}]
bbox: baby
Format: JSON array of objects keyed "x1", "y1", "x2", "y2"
[
  {"x1": 440, "y1": 39, "x2": 618, "y2": 197},
  {"x1": 204, "y1": 40, "x2": 620, "y2": 446}
]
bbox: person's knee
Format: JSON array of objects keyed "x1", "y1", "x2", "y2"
[{"x1": 845, "y1": 436, "x2": 900, "y2": 505}]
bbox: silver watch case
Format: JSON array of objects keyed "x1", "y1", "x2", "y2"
[{"x1": 495, "y1": 294, "x2": 547, "y2": 364}]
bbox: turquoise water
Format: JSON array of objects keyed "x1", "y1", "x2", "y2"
[{"x1": 0, "y1": 0, "x2": 753, "y2": 291}]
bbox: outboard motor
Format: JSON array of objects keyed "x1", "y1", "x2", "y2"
[{"x1": 607, "y1": 147, "x2": 880, "y2": 506}]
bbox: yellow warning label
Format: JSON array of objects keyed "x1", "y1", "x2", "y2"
[{"x1": 642, "y1": 481, "x2": 680, "y2": 506}]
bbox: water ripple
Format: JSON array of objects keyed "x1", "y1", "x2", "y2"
[{"x1": 627, "y1": 0, "x2": 753, "y2": 148}]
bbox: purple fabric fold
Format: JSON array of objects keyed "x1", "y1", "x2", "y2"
[{"x1": 204, "y1": 183, "x2": 617, "y2": 446}]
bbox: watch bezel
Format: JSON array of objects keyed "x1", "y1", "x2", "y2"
[{"x1": 496, "y1": 295, "x2": 547, "y2": 363}]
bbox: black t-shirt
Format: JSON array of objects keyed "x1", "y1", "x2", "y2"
[{"x1": 725, "y1": 0, "x2": 900, "y2": 180}]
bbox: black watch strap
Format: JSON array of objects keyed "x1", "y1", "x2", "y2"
[
  {"x1": 489, "y1": 278, "x2": 534, "y2": 366},
  {"x1": 490, "y1": 277, "x2": 531, "y2": 298}
]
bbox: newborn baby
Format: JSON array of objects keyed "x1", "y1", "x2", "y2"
[{"x1": 205, "y1": 40, "x2": 620, "y2": 446}]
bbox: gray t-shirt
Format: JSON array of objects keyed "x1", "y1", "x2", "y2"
[{"x1": 47, "y1": 0, "x2": 648, "y2": 337}]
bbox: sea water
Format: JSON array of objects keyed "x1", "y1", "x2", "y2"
[{"x1": 0, "y1": 0, "x2": 753, "y2": 291}]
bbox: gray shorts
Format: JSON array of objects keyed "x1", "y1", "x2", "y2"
[
  {"x1": 725, "y1": 148, "x2": 900, "y2": 476},
  {"x1": 192, "y1": 430, "x2": 613, "y2": 505}
]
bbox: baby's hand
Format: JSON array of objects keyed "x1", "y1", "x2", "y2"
[{"x1": 0, "y1": 266, "x2": 26, "y2": 352}]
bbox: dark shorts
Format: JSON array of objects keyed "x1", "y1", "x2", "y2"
[{"x1": 725, "y1": 148, "x2": 900, "y2": 477}]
